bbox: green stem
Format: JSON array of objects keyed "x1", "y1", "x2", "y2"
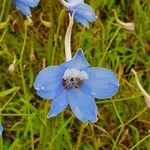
[
  {"x1": 112, "y1": 101, "x2": 124, "y2": 150},
  {"x1": 0, "y1": 113, "x2": 35, "y2": 116},
  {"x1": 99, "y1": 26, "x2": 121, "y2": 66},
  {"x1": 50, "y1": 9, "x2": 65, "y2": 65},
  {"x1": 112, "y1": 127, "x2": 124, "y2": 150},
  {"x1": 0, "y1": 0, "x2": 6, "y2": 21},
  {"x1": 130, "y1": 133, "x2": 150, "y2": 150},
  {"x1": 112, "y1": 101, "x2": 123, "y2": 125},
  {"x1": 76, "y1": 124, "x2": 87, "y2": 150},
  {"x1": 117, "y1": 106, "x2": 148, "y2": 130},
  {"x1": 19, "y1": 21, "x2": 28, "y2": 105},
  {"x1": 19, "y1": 21, "x2": 34, "y2": 150},
  {"x1": 48, "y1": 115, "x2": 74, "y2": 148}
]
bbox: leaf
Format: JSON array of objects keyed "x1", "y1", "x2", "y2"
[{"x1": 0, "y1": 87, "x2": 20, "y2": 98}]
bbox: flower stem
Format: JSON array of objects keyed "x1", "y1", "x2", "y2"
[
  {"x1": 0, "y1": 0, "x2": 6, "y2": 22},
  {"x1": 59, "y1": 0, "x2": 80, "y2": 8},
  {"x1": 131, "y1": 68, "x2": 150, "y2": 107},
  {"x1": 59, "y1": 0, "x2": 69, "y2": 7},
  {"x1": 65, "y1": 13, "x2": 74, "y2": 61},
  {"x1": 131, "y1": 69, "x2": 149, "y2": 98}
]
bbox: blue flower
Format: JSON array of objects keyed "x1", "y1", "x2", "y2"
[
  {"x1": 34, "y1": 49, "x2": 119, "y2": 122},
  {"x1": 13, "y1": 0, "x2": 39, "y2": 17},
  {"x1": 0, "y1": 125, "x2": 3, "y2": 136},
  {"x1": 60, "y1": 0, "x2": 97, "y2": 27}
]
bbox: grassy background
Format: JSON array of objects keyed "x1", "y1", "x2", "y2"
[{"x1": 0, "y1": 0, "x2": 150, "y2": 149}]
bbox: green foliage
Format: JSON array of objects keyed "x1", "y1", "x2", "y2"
[{"x1": 0, "y1": 0, "x2": 150, "y2": 149}]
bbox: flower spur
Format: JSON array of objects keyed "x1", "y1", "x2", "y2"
[
  {"x1": 13, "y1": 0, "x2": 39, "y2": 17},
  {"x1": 34, "y1": 49, "x2": 119, "y2": 122},
  {"x1": 60, "y1": 0, "x2": 98, "y2": 27}
]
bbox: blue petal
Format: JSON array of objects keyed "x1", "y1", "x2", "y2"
[
  {"x1": 68, "y1": 88, "x2": 98, "y2": 122},
  {"x1": 13, "y1": 0, "x2": 32, "y2": 16},
  {"x1": 67, "y1": 0, "x2": 83, "y2": 3},
  {"x1": 13, "y1": 0, "x2": 39, "y2": 16},
  {"x1": 61, "y1": 49, "x2": 89, "y2": 70},
  {"x1": 74, "y1": 15, "x2": 89, "y2": 27},
  {"x1": 34, "y1": 66, "x2": 65, "y2": 100},
  {"x1": 14, "y1": 0, "x2": 39, "y2": 7},
  {"x1": 81, "y1": 67, "x2": 119, "y2": 99},
  {"x1": 69, "y1": 3, "x2": 97, "y2": 26},
  {"x1": 0, "y1": 125, "x2": 3, "y2": 136},
  {"x1": 47, "y1": 90, "x2": 68, "y2": 118},
  {"x1": 65, "y1": 0, "x2": 83, "y2": 8},
  {"x1": 37, "y1": 86, "x2": 63, "y2": 100}
]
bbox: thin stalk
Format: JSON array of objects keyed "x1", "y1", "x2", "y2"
[
  {"x1": 112, "y1": 126, "x2": 124, "y2": 150},
  {"x1": 50, "y1": 9, "x2": 65, "y2": 65},
  {"x1": 117, "y1": 106, "x2": 148, "y2": 130},
  {"x1": 59, "y1": 0, "x2": 69, "y2": 7},
  {"x1": 130, "y1": 133, "x2": 150, "y2": 150},
  {"x1": 19, "y1": 20, "x2": 34, "y2": 150},
  {"x1": 0, "y1": 113, "x2": 35, "y2": 116},
  {"x1": 0, "y1": 25, "x2": 7, "y2": 43},
  {"x1": 99, "y1": 26, "x2": 121, "y2": 66},
  {"x1": 131, "y1": 68, "x2": 150, "y2": 107},
  {"x1": 112, "y1": 100, "x2": 124, "y2": 150},
  {"x1": 0, "y1": 0, "x2": 6, "y2": 21},
  {"x1": 48, "y1": 115, "x2": 74, "y2": 148},
  {"x1": 65, "y1": 13, "x2": 74, "y2": 61},
  {"x1": 76, "y1": 124, "x2": 87, "y2": 150},
  {"x1": 19, "y1": 21, "x2": 28, "y2": 98}
]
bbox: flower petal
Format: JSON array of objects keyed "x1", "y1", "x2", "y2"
[
  {"x1": 13, "y1": 0, "x2": 39, "y2": 16},
  {"x1": 37, "y1": 85, "x2": 63, "y2": 100},
  {"x1": 69, "y1": 3, "x2": 97, "y2": 26},
  {"x1": 65, "y1": 0, "x2": 83, "y2": 8},
  {"x1": 61, "y1": 49, "x2": 89, "y2": 70},
  {"x1": 47, "y1": 90, "x2": 68, "y2": 118},
  {"x1": 34, "y1": 66, "x2": 65, "y2": 99},
  {"x1": 73, "y1": 3, "x2": 97, "y2": 21},
  {"x1": 67, "y1": 0, "x2": 83, "y2": 4},
  {"x1": 13, "y1": 0, "x2": 32, "y2": 16},
  {"x1": 0, "y1": 125, "x2": 3, "y2": 136},
  {"x1": 73, "y1": 15, "x2": 90, "y2": 27},
  {"x1": 68, "y1": 88, "x2": 98, "y2": 122},
  {"x1": 14, "y1": 0, "x2": 39, "y2": 7},
  {"x1": 81, "y1": 67, "x2": 119, "y2": 99}
]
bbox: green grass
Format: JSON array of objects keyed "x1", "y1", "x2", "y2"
[{"x1": 0, "y1": 0, "x2": 150, "y2": 149}]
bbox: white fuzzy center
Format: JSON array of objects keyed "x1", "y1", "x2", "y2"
[
  {"x1": 63, "y1": 68, "x2": 89, "y2": 80},
  {"x1": 63, "y1": 68, "x2": 89, "y2": 89}
]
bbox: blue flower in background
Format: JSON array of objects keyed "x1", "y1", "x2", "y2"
[
  {"x1": 60, "y1": 0, "x2": 98, "y2": 27},
  {"x1": 0, "y1": 125, "x2": 3, "y2": 136},
  {"x1": 34, "y1": 49, "x2": 119, "y2": 122},
  {"x1": 13, "y1": 0, "x2": 39, "y2": 17}
]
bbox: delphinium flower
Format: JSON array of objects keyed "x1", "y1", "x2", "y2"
[
  {"x1": 0, "y1": 125, "x2": 3, "y2": 136},
  {"x1": 60, "y1": 0, "x2": 98, "y2": 27},
  {"x1": 34, "y1": 49, "x2": 119, "y2": 122},
  {"x1": 13, "y1": 0, "x2": 39, "y2": 17},
  {"x1": 132, "y1": 69, "x2": 150, "y2": 108}
]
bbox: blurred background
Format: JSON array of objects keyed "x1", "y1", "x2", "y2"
[{"x1": 0, "y1": 0, "x2": 150, "y2": 149}]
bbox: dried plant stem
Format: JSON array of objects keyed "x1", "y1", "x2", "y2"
[{"x1": 131, "y1": 68, "x2": 150, "y2": 107}]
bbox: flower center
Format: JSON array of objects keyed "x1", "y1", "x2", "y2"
[{"x1": 63, "y1": 68, "x2": 89, "y2": 89}]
